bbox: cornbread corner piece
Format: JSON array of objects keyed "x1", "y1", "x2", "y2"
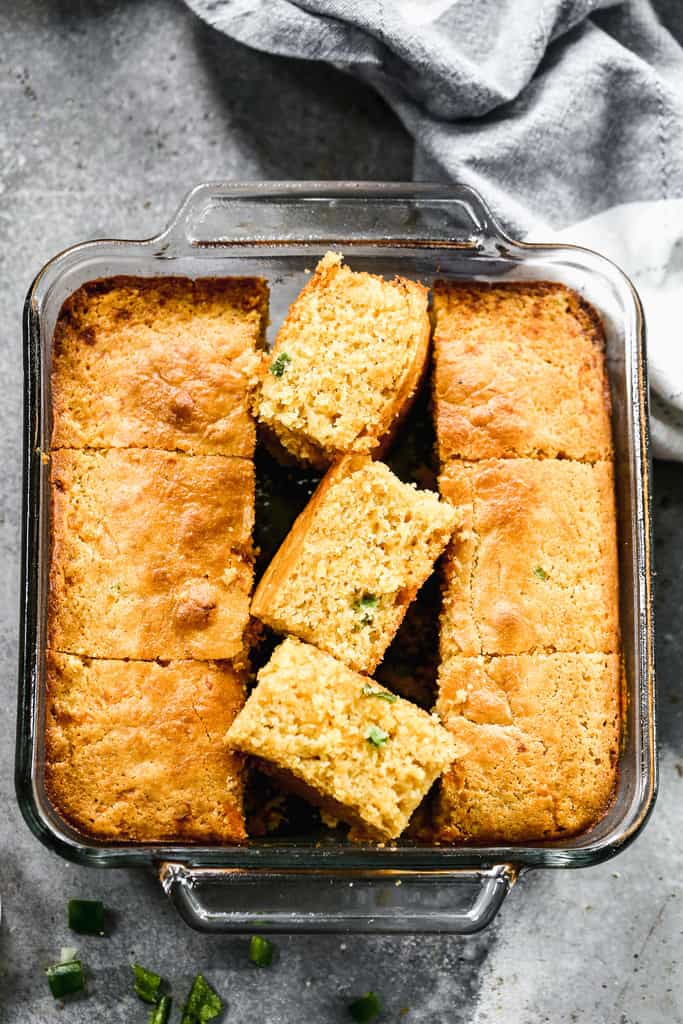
[
  {"x1": 51, "y1": 275, "x2": 268, "y2": 456},
  {"x1": 226, "y1": 638, "x2": 459, "y2": 841},
  {"x1": 48, "y1": 449, "x2": 254, "y2": 662},
  {"x1": 433, "y1": 280, "x2": 613, "y2": 462},
  {"x1": 257, "y1": 251, "x2": 431, "y2": 469},
  {"x1": 251, "y1": 454, "x2": 458, "y2": 674},
  {"x1": 434, "y1": 652, "x2": 621, "y2": 843},
  {"x1": 439, "y1": 458, "x2": 620, "y2": 658},
  {"x1": 45, "y1": 651, "x2": 247, "y2": 842}
]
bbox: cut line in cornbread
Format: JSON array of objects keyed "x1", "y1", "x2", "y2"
[
  {"x1": 48, "y1": 449, "x2": 254, "y2": 663},
  {"x1": 45, "y1": 651, "x2": 247, "y2": 843},
  {"x1": 434, "y1": 652, "x2": 621, "y2": 843},
  {"x1": 258, "y1": 252, "x2": 430, "y2": 468},
  {"x1": 439, "y1": 458, "x2": 620, "y2": 658},
  {"x1": 251, "y1": 454, "x2": 458, "y2": 674},
  {"x1": 432, "y1": 280, "x2": 613, "y2": 463},
  {"x1": 226, "y1": 638, "x2": 459, "y2": 841},
  {"x1": 51, "y1": 275, "x2": 268, "y2": 456}
]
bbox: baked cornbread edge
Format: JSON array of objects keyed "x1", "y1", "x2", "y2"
[
  {"x1": 432, "y1": 278, "x2": 614, "y2": 463},
  {"x1": 47, "y1": 448, "x2": 255, "y2": 664},
  {"x1": 45, "y1": 651, "x2": 248, "y2": 844},
  {"x1": 52, "y1": 274, "x2": 269, "y2": 457},
  {"x1": 432, "y1": 652, "x2": 622, "y2": 844}
]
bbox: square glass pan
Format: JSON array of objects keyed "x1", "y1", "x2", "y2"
[{"x1": 16, "y1": 183, "x2": 656, "y2": 933}]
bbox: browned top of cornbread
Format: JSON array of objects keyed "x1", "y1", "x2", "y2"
[
  {"x1": 52, "y1": 275, "x2": 268, "y2": 456},
  {"x1": 226, "y1": 638, "x2": 459, "y2": 841},
  {"x1": 251, "y1": 454, "x2": 458, "y2": 674},
  {"x1": 48, "y1": 449, "x2": 254, "y2": 662},
  {"x1": 258, "y1": 252, "x2": 430, "y2": 468},
  {"x1": 434, "y1": 653, "x2": 620, "y2": 842},
  {"x1": 439, "y1": 458, "x2": 619, "y2": 657},
  {"x1": 433, "y1": 280, "x2": 613, "y2": 462},
  {"x1": 45, "y1": 651, "x2": 246, "y2": 842}
]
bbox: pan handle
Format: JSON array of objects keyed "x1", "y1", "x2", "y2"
[{"x1": 158, "y1": 861, "x2": 517, "y2": 934}]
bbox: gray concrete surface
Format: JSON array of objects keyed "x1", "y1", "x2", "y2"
[{"x1": 0, "y1": 2, "x2": 681, "y2": 1022}]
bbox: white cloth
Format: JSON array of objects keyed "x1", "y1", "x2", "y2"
[{"x1": 542, "y1": 198, "x2": 683, "y2": 461}]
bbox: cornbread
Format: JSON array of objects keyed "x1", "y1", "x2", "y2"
[
  {"x1": 49, "y1": 449, "x2": 254, "y2": 662},
  {"x1": 433, "y1": 280, "x2": 613, "y2": 463},
  {"x1": 226, "y1": 638, "x2": 459, "y2": 841},
  {"x1": 45, "y1": 651, "x2": 246, "y2": 842},
  {"x1": 251, "y1": 454, "x2": 458, "y2": 674},
  {"x1": 258, "y1": 252, "x2": 430, "y2": 468},
  {"x1": 52, "y1": 275, "x2": 268, "y2": 456},
  {"x1": 439, "y1": 458, "x2": 619, "y2": 657},
  {"x1": 434, "y1": 653, "x2": 621, "y2": 842}
]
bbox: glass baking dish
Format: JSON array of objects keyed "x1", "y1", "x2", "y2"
[{"x1": 16, "y1": 182, "x2": 656, "y2": 933}]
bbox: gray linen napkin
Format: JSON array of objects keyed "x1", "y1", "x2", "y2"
[{"x1": 183, "y1": 0, "x2": 683, "y2": 459}]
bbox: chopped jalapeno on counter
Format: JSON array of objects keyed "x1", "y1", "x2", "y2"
[
  {"x1": 132, "y1": 963, "x2": 163, "y2": 1004},
  {"x1": 349, "y1": 990, "x2": 382, "y2": 1022},
  {"x1": 249, "y1": 935, "x2": 275, "y2": 967},
  {"x1": 360, "y1": 684, "x2": 397, "y2": 704},
  {"x1": 365, "y1": 725, "x2": 389, "y2": 748},
  {"x1": 270, "y1": 352, "x2": 292, "y2": 377},
  {"x1": 68, "y1": 898, "x2": 105, "y2": 935},
  {"x1": 149, "y1": 995, "x2": 172, "y2": 1024},
  {"x1": 180, "y1": 974, "x2": 223, "y2": 1023},
  {"x1": 46, "y1": 959, "x2": 85, "y2": 999},
  {"x1": 533, "y1": 565, "x2": 549, "y2": 580}
]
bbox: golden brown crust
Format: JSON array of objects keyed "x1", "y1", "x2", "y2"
[
  {"x1": 434, "y1": 653, "x2": 621, "y2": 842},
  {"x1": 45, "y1": 651, "x2": 247, "y2": 842},
  {"x1": 226, "y1": 638, "x2": 460, "y2": 841},
  {"x1": 52, "y1": 275, "x2": 268, "y2": 456},
  {"x1": 48, "y1": 449, "x2": 254, "y2": 662},
  {"x1": 258, "y1": 252, "x2": 431, "y2": 468},
  {"x1": 251, "y1": 454, "x2": 458, "y2": 674},
  {"x1": 432, "y1": 280, "x2": 613, "y2": 463},
  {"x1": 439, "y1": 458, "x2": 620, "y2": 657}
]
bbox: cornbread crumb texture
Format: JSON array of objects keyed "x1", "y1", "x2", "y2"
[
  {"x1": 52, "y1": 275, "x2": 268, "y2": 456},
  {"x1": 258, "y1": 252, "x2": 430, "y2": 468},
  {"x1": 49, "y1": 449, "x2": 254, "y2": 662},
  {"x1": 439, "y1": 458, "x2": 619, "y2": 657},
  {"x1": 251, "y1": 455, "x2": 458, "y2": 674},
  {"x1": 433, "y1": 280, "x2": 612, "y2": 462},
  {"x1": 45, "y1": 651, "x2": 246, "y2": 842},
  {"x1": 435, "y1": 653, "x2": 620, "y2": 842},
  {"x1": 226, "y1": 638, "x2": 458, "y2": 841}
]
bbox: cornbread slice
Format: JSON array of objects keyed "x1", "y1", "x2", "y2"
[
  {"x1": 258, "y1": 252, "x2": 430, "y2": 468},
  {"x1": 439, "y1": 458, "x2": 619, "y2": 657},
  {"x1": 433, "y1": 280, "x2": 613, "y2": 462},
  {"x1": 251, "y1": 454, "x2": 458, "y2": 674},
  {"x1": 48, "y1": 449, "x2": 254, "y2": 662},
  {"x1": 226, "y1": 638, "x2": 459, "y2": 841},
  {"x1": 434, "y1": 653, "x2": 621, "y2": 842},
  {"x1": 52, "y1": 275, "x2": 268, "y2": 456},
  {"x1": 45, "y1": 651, "x2": 246, "y2": 842}
]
